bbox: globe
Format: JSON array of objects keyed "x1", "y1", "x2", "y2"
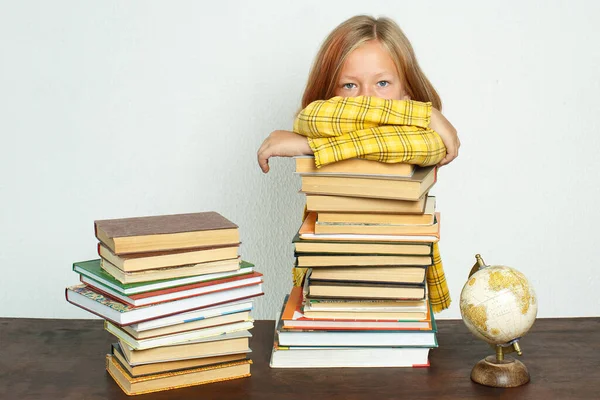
[{"x1": 460, "y1": 264, "x2": 537, "y2": 345}]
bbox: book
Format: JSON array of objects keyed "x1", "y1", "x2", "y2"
[
  {"x1": 308, "y1": 266, "x2": 427, "y2": 284},
  {"x1": 307, "y1": 280, "x2": 425, "y2": 300},
  {"x1": 295, "y1": 156, "x2": 415, "y2": 177},
  {"x1": 306, "y1": 194, "x2": 428, "y2": 214},
  {"x1": 276, "y1": 314, "x2": 437, "y2": 347},
  {"x1": 111, "y1": 343, "x2": 247, "y2": 377},
  {"x1": 100, "y1": 257, "x2": 241, "y2": 284},
  {"x1": 270, "y1": 341, "x2": 431, "y2": 368},
  {"x1": 314, "y1": 213, "x2": 440, "y2": 235},
  {"x1": 98, "y1": 242, "x2": 240, "y2": 272},
  {"x1": 74, "y1": 259, "x2": 254, "y2": 296},
  {"x1": 300, "y1": 166, "x2": 436, "y2": 201},
  {"x1": 119, "y1": 331, "x2": 251, "y2": 365},
  {"x1": 281, "y1": 288, "x2": 432, "y2": 330},
  {"x1": 106, "y1": 354, "x2": 251, "y2": 395},
  {"x1": 95, "y1": 211, "x2": 239, "y2": 254},
  {"x1": 129, "y1": 300, "x2": 254, "y2": 332},
  {"x1": 122, "y1": 311, "x2": 252, "y2": 340},
  {"x1": 89, "y1": 271, "x2": 263, "y2": 307},
  {"x1": 292, "y1": 234, "x2": 432, "y2": 255},
  {"x1": 303, "y1": 298, "x2": 428, "y2": 320},
  {"x1": 299, "y1": 212, "x2": 440, "y2": 243},
  {"x1": 65, "y1": 283, "x2": 263, "y2": 326},
  {"x1": 295, "y1": 254, "x2": 432, "y2": 268},
  {"x1": 105, "y1": 319, "x2": 255, "y2": 350},
  {"x1": 316, "y1": 196, "x2": 435, "y2": 225}
]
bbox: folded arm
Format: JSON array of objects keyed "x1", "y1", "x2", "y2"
[{"x1": 293, "y1": 96, "x2": 446, "y2": 168}]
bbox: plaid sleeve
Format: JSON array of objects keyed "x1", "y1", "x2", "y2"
[
  {"x1": 307, "y1": 126, "x2": 446, "y2": 168},
  {"x1": 294, "y1": 96, "x2": 432, "y2": 137},
  {"x1": 294, "y1": 96, "x2": 446, "y2": 168}
]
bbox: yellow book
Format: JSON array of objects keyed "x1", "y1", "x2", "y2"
[{"x1": 106, "y1": 354, "x2": 251, "y2": 395}]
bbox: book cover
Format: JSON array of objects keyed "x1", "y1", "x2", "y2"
[
  {"x1": 292, "y1": 233, "x2": 433, "y2": 255},
  {"x1": 74, "y1": 259, "x2": 254, "y2": 295},
  {"x1": 106, "y1": 354, "x2": 251, "y2": 395},
  {"x1": 300, "y1": 166, "x2": 436, "y2": 201},
  {"x1": 95, "y1": 211, "x2": 239, "y2": 254},
  {"x1": 281, "y1": 287, "x2": 432, "y2": 330},
  {"x1": 110, "y1": 342, "x2": 248, "y2": 377},
  {"x1": 294, "y1": 253, "x2": 432, "y2": 267},
  {"x1": 314, "y1": 213, "x2": 440, "y2": 236},
  {"x1": 299, "y1": 212, "x2": 440, "y2": 243},
  {"x1": 306, "y1": 194, "x2": 428, "y2": 214},
  {"x1": 98, "y1": 242, "x2": 240, "y2": 272},
  {"x1": 105, "y1": 319, "x2": 255, "y2": 350},
  {"x1": 87, "y1": 271, "x2": 263, "y2": 307},
  {"x1": 65, "y1": 283, "x2": 264, "y2": 326}
]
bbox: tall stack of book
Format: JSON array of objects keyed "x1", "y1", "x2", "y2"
[
  {"x1": 270, "y1": 157, "x2": 439, "y2": 368},
  {"x1": 65, "y1": 212, "x2": 263, "y2": 395}
]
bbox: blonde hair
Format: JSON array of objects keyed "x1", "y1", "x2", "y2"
[{"x1": 301, "y1": 15, "x2": 442, "y2": 111}]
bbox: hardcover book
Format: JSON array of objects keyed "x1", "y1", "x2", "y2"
[
  {"x1": 306, "y1": 194, "x2": 428, "y2": 214},
  {"x1": 106, "y1": 354, "x2": 251, "y2": 395},
  {"x1": 111, "y1": 342, "x2": 247, "y2": 377},
  {"x1": 98, "y1": 242, "x2": 240, "y2": 272},
  {"x1": 281, "y1": 288, "x2": 432, "y2": 330},
  {"x1": 292, "y1": 234, "x2": 433, "y2": 255},
  {"x1": 100, "y1": 257, "x2": 242, "y2": 284},
  {"x1": 74, "y1": 259, "x2": 254, "y2": 296},
  {"x1": 119, "y1": 331, "x2": 252, "y2": 365},
  {"x1": 314, "y1": 213, "x2": 440, "y2": 236},
  {"x1": 300, "y1": 166, "x2": 436, "y2": 201},
  {"x1": 295, "y1": 253, "x2": 432, "y2": 268},
  {"x1": 299, "y1": 212, "x2": 440, "y2": 243},
  {"x1": 65, "y1": 283, "x2": 263, "y2": 326},
  {"x1": 87, "y1": 271, "x2": 263, "y2": 307},
  {"x1": 105, "y1": 319, "x2": 255, "y2": 350},
  {"x1": 95, "y1": 211, "x2": 239, "y2": 254}
]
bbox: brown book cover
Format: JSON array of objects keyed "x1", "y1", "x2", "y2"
[{"x1": 95, "y1": 212, "x2": 239, "y2": 254}]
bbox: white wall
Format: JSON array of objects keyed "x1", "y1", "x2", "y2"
[{"x1": 1, "y1": 1, "x2": 599, "y2": 320}]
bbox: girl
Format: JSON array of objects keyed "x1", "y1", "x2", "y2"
[{"x1": 257, "y1": 15, "x2": 460, "y2": 312}]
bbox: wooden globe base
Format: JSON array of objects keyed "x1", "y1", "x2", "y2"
[{"x1": 471, "y1": 355, "x2": 530, "y2": 388}]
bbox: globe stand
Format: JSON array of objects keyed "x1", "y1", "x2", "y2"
[{"x1": 471, "y1": 341, "x2": 530, "y2": 388}]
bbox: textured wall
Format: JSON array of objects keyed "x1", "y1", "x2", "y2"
[{"x1": 1, "y1": 1, "x2": 599, "y2": 320}]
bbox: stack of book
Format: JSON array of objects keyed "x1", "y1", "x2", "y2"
[
  {"x1": 65, "y1": 212, "x2": 263, "y2": 395},
  {"x1": 270, "y1": 157, "x2": 439, "y2": 368}
]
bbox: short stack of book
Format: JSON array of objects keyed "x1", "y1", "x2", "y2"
[
  {"x1": 65, "y1": 212, "x2": 263, "y2": 395},
  {"x1": 270, "y1": 157, "x2": 439, "y2": 368}
]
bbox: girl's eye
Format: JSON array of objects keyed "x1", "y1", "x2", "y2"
[
  {"x1": 342, "y1": 83, "x2": 357, "y2": 90},
  {"x1": 377, "y1": 81, "x2": 390, "y2": 87}
]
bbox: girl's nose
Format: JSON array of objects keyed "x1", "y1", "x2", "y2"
[{"x1": 359, "y1": 86, "x2": 374, "y2": 97}]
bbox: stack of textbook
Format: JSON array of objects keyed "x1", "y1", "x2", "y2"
[
  {"x1": 66, "y1": 212, "x2": 263, "y2": 395},
  {"x1": 270, "y1": 157, "x2": 439, "y2": 368}
]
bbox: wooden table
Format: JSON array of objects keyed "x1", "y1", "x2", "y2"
[{"x1": 1, "y1": 318, "x2": 598, "y2": 399}]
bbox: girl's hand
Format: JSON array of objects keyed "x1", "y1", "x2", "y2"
[
  {"x1": 430, "y1": 107, "x2": 460, "y2": 167},
  {"x1": 257, "y1": 130, "x2": 313, "y2": 173}
]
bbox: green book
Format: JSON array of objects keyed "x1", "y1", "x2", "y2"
[{"x1": 73, "y1": 259, "x2": 254, "y2": 296}]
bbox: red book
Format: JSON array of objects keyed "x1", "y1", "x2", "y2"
[{"x1": 83, "y1": 272, "x2": 263, "y2": 307}]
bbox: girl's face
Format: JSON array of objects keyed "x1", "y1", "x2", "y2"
[{"x1": 334, "y1": 40, "x2": 407, "y2": 100}]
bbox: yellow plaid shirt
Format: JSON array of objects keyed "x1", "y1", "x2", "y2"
[{"x1": 292, "y1": 96, "x2": 451, "y2": 313}]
